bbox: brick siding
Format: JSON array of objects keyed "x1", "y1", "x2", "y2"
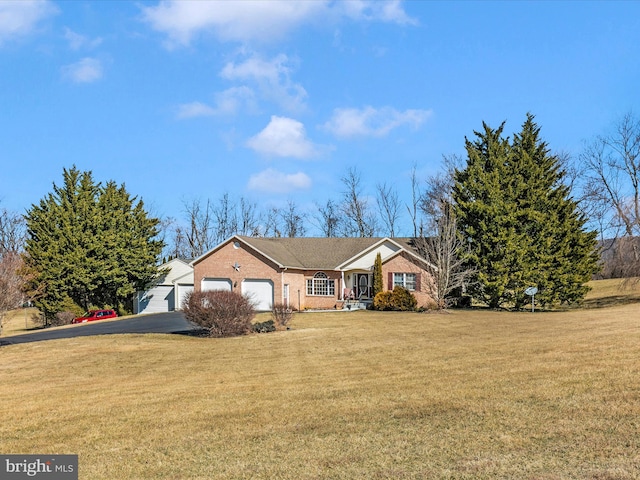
[{"x1": 382, "y1": 252, "x2": 435, "y2": 307}]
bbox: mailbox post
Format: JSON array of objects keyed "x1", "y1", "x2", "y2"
[{"x1": 524, "y1": 286, "x2": 538, "y2": 312}]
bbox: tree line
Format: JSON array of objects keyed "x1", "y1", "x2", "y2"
[
  {"x1": 160, "y1": 166, "x2": 417, "y2": 260},
  {"x1": 1, "y1": 111, "x2": 638, "y2": 321}
]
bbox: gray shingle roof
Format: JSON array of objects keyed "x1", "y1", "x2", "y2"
[{"x1": 236, "y1": 236, "x2": 389, "y2": 270}]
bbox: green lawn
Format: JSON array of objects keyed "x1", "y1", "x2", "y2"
[{"x1": 1, "y1": 291, "x2": 639, "y2": 479}]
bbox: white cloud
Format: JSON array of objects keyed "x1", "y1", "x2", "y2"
[
  {"x1": 213, "y1": 86, "x2": 257, "y2": 115},
  {"x1": 63, "y1": 27, "x2": 102, "y2": 50},
  {"x1": 322, "y1": 106, "x2": 432, "y2": 138},
  {"x1": 248, "y1": 168, "x2": 312, "y2": 193},
  {"x1": 246, "y1": 116, "x2": 319, "y2": 159},
  {"x1": 0, "y1": 0, "x2": 57, "y2": 45},
  {"x1": 141, "y1": 0, "x2": 324, "y2": 47},
  {"x1": 141, "y1": 1, "x2": 416, "y2": 47},
  {"x1": 338, "y1": 0, "x2": 418, "y2": 26},
  {"x1": 177, "y1": 87, "x2": 256, "y2": 119},
  {"x1": 61, "y1": 57, "x2": 103, "y2": 84},
  {"x1": 176, "y1": 102, "x2": 216, "y2": 119},
  {"x1": 221, "y1": 53, "x2": 307, "y2": 113}
]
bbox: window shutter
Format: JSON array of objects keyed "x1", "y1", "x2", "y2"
[
  {"x1": 388, "y1": 272, "x2": 393, "y2": 290},
  {"x1": 415, "y1": 273, "x2": 421, "y2": 291}
]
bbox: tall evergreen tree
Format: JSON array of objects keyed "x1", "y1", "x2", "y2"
[
  {"x1": 453, "y1": 121, "x2": 515, "y2": 308},
  {"x1": 24, "y1": 167, "x2": 164, "y2": 319},
  {"x1": 453, "y1": 114, "x2": 599, "y2": 309},
  {"x1": 373, "y1": 252, "x2": 383, "y2": 297}
]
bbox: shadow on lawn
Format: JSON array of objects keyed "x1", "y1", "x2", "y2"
[{"x1": 582, "y1": 295, "x2": 640, "y2": 309}]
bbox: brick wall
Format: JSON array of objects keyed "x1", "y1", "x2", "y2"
[
  {"x1": 382, "y1": 252, "x2": 435, "y2": 307},
  {"x1": 194, "y1": 240, "x2": 343, "y2": 310},
  {"x1": 194, "y1": 240, "x2": 282, "y2": 300},
  {"x1": 299, "y1": 269, "x2": 342, "y2": 310}
]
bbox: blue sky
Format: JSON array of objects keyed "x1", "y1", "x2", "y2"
[{"x1": 1, "y1": 0, "x2": 639, "y2": 236}]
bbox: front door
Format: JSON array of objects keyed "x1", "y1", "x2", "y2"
[{"x1": 356, "y1": 274, "x2": 370, "y2": 299}]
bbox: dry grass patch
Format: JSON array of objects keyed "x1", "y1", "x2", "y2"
[
  {"x1": 1, "y1": 308, "x2": 44, "y2": 336},
  {"x1": 1, "y1": 306, "x2": 640, "y2": 479},
  {"x1": 583, "y1": 278, "x2": 640, "y2": 308}
]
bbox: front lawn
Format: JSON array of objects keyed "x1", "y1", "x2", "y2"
[{"x1": 1, "y1": 303, "x2": 639, "y2": 479}]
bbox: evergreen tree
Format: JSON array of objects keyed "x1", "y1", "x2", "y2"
[
  {"x1": 453, "y1": 114, "x2": 599, "y2": 309},
  {"x1": 24, "y1": 167, "x2": 164, "y2": 319},
  {"x1": 373, "y1": 252, "x2": 383, "y2": 297},
  {"x1": 452, "y1": 121, "x2": 515, "y2": 308}
]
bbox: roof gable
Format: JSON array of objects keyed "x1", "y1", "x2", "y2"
[{"x1": 159, "y1": 258, "x2": 194, "y2": 284}]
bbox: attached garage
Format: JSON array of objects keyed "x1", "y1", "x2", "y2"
[
  {"x1": 201, "y1": 278, "x2": 232, "y2": 292},
  {"x1": 242, "y1": 279, "x2": 274, "y2": 311},
  {"x1": 136, "y1": 285, "x2": 175, "y2": 314},
  {"x1": 134, "y1": 259, "x2": 194, "y2": 314},
  {"x1": 176, "y1": 284, "x2": 194, "y2": 309}
]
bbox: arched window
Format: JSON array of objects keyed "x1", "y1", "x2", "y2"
[{"x1": 306, "y1": 272, "x2": 335, "y2": 296}]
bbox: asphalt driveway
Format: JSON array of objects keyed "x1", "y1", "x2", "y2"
[{"x1": 0, "y1": 312, "x2": 204, "y2": 346}]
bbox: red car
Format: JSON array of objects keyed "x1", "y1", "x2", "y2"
[{"x1": 72, "y1": 309, "x2": 118, "y2": 324}]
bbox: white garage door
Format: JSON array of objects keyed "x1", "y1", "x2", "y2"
[
  {"x1": 201, "y1": 278, "x2": 232, "y2": 292},
  {"x1": 176, "y1": 284, "x2": 194, "y2": 310},
  {"x1": 242, "y1": 279, "x2": 274, "y2": 311},
  {"x1": 137, "y1": 285, "x2": 174, "y2": 314}
]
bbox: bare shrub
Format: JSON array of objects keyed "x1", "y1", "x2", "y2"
[
  {"x1": 53, "y1": 311, "x2": 76, "y2": 326},
  {"x1": 183, "y1": 290, "x2": 255, "y2": 338},
  {"x1": 271, "y1": 303, "x2": 293, "y2": 329},
  {"x1": 0, "y1": 252, "x2": 25, "y2": 317}
]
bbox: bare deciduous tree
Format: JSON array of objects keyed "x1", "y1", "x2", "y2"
[
  {"x1": 376, "y1": 182, "x2": 401, "y2": 237},
  {"x1": 238, "y1": 197, "x2": 260, "y2": 237},
  {"x1": 406, "y1": 163, "x2": 422, "y2": 238},
  {"x1": 580, "y1": 112, "x2": 640, "y2": 277},
  {"x1": 420, "y1": 154, "x2": 463, "y2": 236},
  {"x1": 212, "y1": 193, "x2": 238, "y2": 244},
  {"x1": 0, "y1": 252, "x2": 26, "y2": 333},
  {"x1": 161, "y1": 216, "x2": 187, "y2": 260},
  {"x1": 281, "y1": 200, "x2": 306, "y2": 238},
  {"x1": 0, "y1": 207, "x2": 26, "y2": 254},
  {"x1": 0, "y1": 206, "x2": 28, "y2": 332},
  {"x1": 414, "y1": 206, "x2": 474, "y2": 308},
  {"x1": 182, "y1": 198, "x2": 216, "y2": 258},
  {"x1": 340, "y1": 166, "x2": 377, "y2": 237},
  {"x1": 313, "y1": 198, "x2": 342, "y2": 237},
  {"x1": 263, "y1": 206, "x2": 282, "y2": 237}
]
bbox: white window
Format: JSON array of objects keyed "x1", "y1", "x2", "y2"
[
  {"x1": 393, "y1": 273, "x2": 417, "y2": 291},
  {"x1": 306, "y1": 272, "x2": 336, "y2": 296}
]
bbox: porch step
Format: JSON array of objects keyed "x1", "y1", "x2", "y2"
[{"x1": 342, "y1": 301, "x2": 370, "y2": 311}]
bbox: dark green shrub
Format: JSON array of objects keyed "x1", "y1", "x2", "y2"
[
  {"x1": 391, "y1": 286, "x2": 417, "y2": 311},
  {"x1": 253, "y1": 320, "x2": 276, "y2": 333},
  {"x1": 373, "y1": 287, "x2": 417, "y2": 311},
  {"x1": 373, "y1": 291, "x2": 394, "y2": 310},
  {"x1": 183, "y1": 290, "x2": 255, "y2": 338}
]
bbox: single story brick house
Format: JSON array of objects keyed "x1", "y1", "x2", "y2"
[{"x1": 191, "y1": 235, "x2": 435, "y2": 311}]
